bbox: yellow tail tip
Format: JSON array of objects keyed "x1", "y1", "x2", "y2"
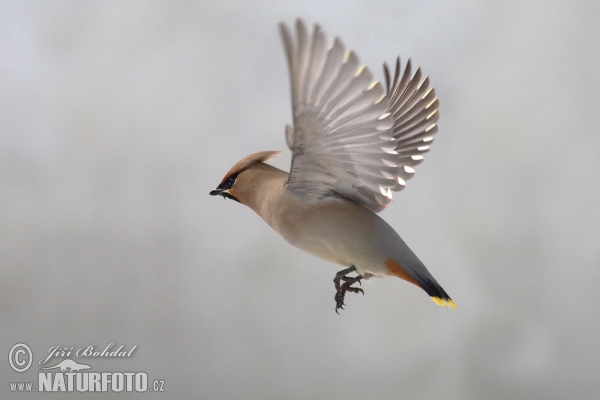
[{"x1": 431, "y1": 297, "x2": 457, "y2": 309}]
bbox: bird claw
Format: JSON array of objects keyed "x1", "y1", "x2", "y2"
[{"x1": 333, "y1": 266, "x2": 364, "y2": 313}]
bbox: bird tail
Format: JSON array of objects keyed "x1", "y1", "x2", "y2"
[{"x1": 385, "y1": 258, "x2": 456, "y2": 308}]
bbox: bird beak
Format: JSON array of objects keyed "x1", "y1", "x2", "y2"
[{"x1": 210, "y1": 188, "x2": 240, "y2": 203}]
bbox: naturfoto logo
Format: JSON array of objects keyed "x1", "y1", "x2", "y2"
[{"x1": 8, "y1": 342, "x2": 165, "y2": 393}]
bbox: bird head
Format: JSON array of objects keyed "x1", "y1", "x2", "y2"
[{"x1": 210, "y1": 150, "x2": 281, "y2": 204}]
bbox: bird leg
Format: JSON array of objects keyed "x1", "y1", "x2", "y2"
[{"x1": 334, "y1": 266, "x2": 364, "y2": 314}]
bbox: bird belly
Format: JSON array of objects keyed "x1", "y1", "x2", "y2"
[{"x1": 274, "y1": 198, "x2": 392, "y2": 278}]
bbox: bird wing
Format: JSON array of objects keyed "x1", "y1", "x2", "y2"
[{"x1": 280, "y1": 19, "x2": 439, "y2": 213}]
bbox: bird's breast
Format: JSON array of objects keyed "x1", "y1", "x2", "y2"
[{"x1": 266, "y1": 192, "x2": 396, "y2": 275}]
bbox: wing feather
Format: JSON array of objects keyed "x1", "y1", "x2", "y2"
[{"x1": 281, "y1": 20, "x2": 441, "y2": 212}]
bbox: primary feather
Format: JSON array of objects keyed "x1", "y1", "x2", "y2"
[{"x1": 280, "y1": 19, "x2": 440, "y2": 212}]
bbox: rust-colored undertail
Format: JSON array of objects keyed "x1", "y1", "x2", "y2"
[{"x1": 385, "y1": 258, "x2": 456, "y2": 309}]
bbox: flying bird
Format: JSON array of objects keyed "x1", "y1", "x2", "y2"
[{"x1": 210, "y1": 19, "x2": 455, "y2": 313}]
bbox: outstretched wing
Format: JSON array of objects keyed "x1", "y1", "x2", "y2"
[
  {"x1": 280, "y1": 19, "x2": 439, "y2": 212},
  {"x1": 383, "y1": 57, "x2": 439, "y2": 189}
]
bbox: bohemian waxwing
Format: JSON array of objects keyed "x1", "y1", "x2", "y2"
[{"x1": 210, "y1": 19, "x2": 455, "y2": 313}]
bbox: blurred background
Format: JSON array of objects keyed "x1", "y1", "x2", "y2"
[{"x1": 2, "y1": 1, "x2": 599, "y2": 399}]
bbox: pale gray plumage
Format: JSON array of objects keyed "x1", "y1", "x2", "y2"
[
  {"x1": 211, "y1": 19, "x2": 454, "y2": 312},
  {"x1": 280, "y1": 20, "x2": 439, "y2": 213}
]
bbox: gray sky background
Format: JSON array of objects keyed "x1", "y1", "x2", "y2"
[{"x1": 2, "y1": 1, "x2": 599, "y2": 399}]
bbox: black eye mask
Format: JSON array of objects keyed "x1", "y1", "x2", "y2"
[{"x1": 210, "y1": 172, "x2": 241, "y2": 202}]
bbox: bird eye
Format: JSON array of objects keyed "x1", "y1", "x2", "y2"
[{"x1": 220, "y1": 172, "x2": 240, "y2": 190}]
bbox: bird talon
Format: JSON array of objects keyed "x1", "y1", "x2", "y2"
[{"x1": 332, "y1": 266, "x2": 365, "y2": 313}]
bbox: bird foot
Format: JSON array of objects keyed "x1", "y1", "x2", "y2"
[{"x1": 333, "y1": 266, "x2": 364, "y2": 314}]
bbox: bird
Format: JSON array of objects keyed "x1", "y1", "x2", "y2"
[{"x1": 210, "y1": 19, "x2": 456, "y2": 313}]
